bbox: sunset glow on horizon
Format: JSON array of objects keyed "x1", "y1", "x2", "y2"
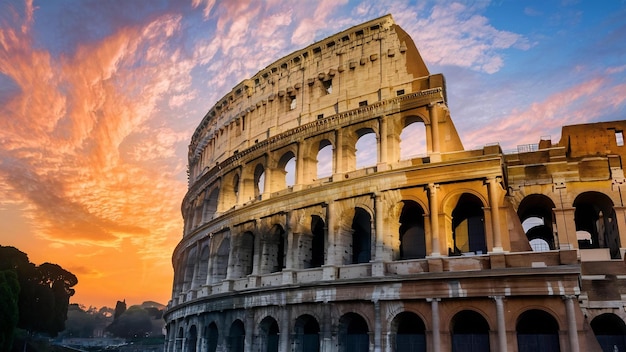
[{"x1": 1, "y1": 0, "x2": 625, "y2": 309}]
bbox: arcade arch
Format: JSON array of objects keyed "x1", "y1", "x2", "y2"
[
  {"x1": 574, "y1": 191, "x2": 621, "y2": 258},
  {"x1": 258, "y1": 316, "x2": 280, "y2": 352},
  {"x1": 399, "y1": 200, "x2": 426, "y2": 260},
  {"x1": 228, "y1": 319, "x2": 245, "y2": 352},
  {"x1": 316, "y1": 140, "x2": 333, "y2": 179},
  {"x1": 339, "y1": 312, "x2": 370, "y2": 352},
  {"x1": 450, "y1": 310, "x2": 490, "y2": 351},
  {"x1": 516, "y1": 309, "x2": 560, "y2": 352},
  {"x1": 518, "y1": 194, "x2": 556, "y2": 251},
  {"x1": 206, "y1": 322, "x2": 218, "y2": 352},
  {"x1": 449, "y1": 193, "x2": 487, "y2": 255},
  {"x1": 293, "y1": 314, "x2": 320, "y2": 352},
  {"x1": 391, "y1": 311, "x2": 426, "y2": 352},
  {"x1": 355, "y1": 129, "x2": 377, "y2": 169},
  {"x1": 400, "y1": 119, "x2": 427, "y2": 160},
  {"x1": 591, "y1": 313, "x2": 626, "y2": 351}
]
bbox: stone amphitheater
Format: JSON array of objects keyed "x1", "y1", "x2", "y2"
[{"x1": 164, "y1": 14, "x2": 626, "y2": 352}]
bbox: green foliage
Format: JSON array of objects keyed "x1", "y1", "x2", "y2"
[
  {"x1": 0, "y1": 246, "x2": 78, "y2": 338},
  {"x1": 0, "y1": 270, "x2": 20, "y2": 351}
]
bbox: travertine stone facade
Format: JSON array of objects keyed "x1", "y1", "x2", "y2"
[{"x1": 165, "y1": 14, "x2": 626, "y2": 352}]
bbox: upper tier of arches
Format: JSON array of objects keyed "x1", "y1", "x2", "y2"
[{"x1": 187, "y1": 14, "x2": 437, "y2": 184}]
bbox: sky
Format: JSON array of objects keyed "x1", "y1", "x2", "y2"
[{"x1": 0, "y1": 0, "x2": 625, "y2": 309}]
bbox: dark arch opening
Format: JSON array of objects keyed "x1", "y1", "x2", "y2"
[
  {"x1": 339, "y1": 313, "x2": 369, "y2": 352},
  {"x1": 516, "y1": 309, "x2": 560, "y2": 352},
  {"x1": 393, "y1": 311, "x2": 426, "y2": 352},
  {"x1": 294, "y1": 314, "x2": 320, "y2": 352},
  {"x1": 187, "y1": 325, "x2": 197, "y2": 352},
  {"x1": 206, "y1": 322, "x2": 218, "y2": 352},
  {"x1": 518, "y1": 194, "x2": 556, "y2": 251},
  {"x1": 259, "y1": 316, "x2": 279, "y2": 352},
  {"x1": 212, "y1": 237, "x2": 230, "y2": 283},
  {"x1": 399, "y1": 201, "x2": 426, "y2": 259},
  {"x1": 254, "y1": 164, "x2": 265, "y2": 198},
  {"x1": 310, "y1": 215, "x2": 325, "y2": 268},
  {"x1": 451, "y1": 194, "x2": 486, "y2": 255},
  {"x1": 352, "y1": 208, "x2": 372, "y2": 264},
  {"x1": 263, "y1": 224, "x2": 286, "y2": 273},
  {"x1": 591, "y1": 313, "x2": 626, "y2": 351},
  {"x1": 229, "y1": 319, "x2": 245, "y2": 352},
  {"x1": 451, "y1": 310, "x2": 490, "y2": 352},
  {"x1": 574, "y1": 191, "x2": 621, "y2": 258}
]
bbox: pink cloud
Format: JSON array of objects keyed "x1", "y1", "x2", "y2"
[{"x1": 461, "y1": 77, "x2": 626, "y2": 149}]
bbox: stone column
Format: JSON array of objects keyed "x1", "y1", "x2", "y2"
[
  {"x1": 428, "y1": 103, "x2": 441, "y2": 162},
  {"x1": 279, "y1": 306, "x2": 290, "y2": 352},
  {"x1": 377, "y1": 116, "x2": 388, "y2": 170},
  {"x1": 428, "y1": 184, "x2": 441, "y2": 256},
  {"x1": 263, "y1": 165, "x2": 272, "y2": 199},
  {"x1": 613, "y1": 206, "x2": 626, "y2": 257},
  {"x1": 334, "y1": 128, "x2": 344, "y2": 176},
  {"x1": 554, "y1": 207, "x2": 577, "y2": 249},
  {"x1": 296, "y1": 142, "x2": 305, "y2": 187},
  {"x1": 491, "y1": 296, "x2": 507, "y2": 351},
  {"x1": 374, "y1": 193, "x2": 385, "y2": 262},
  {"x1": 323, "y1": 202, "x2": 338, "y2": 280},
  {"x1": 564, "y1": 295, "x2": 580, "y2": 352},
  {"x1": 245, "y1": 310, "x2": 254, "y2": 352},
  {"x1": 487, "y1": 177, "x2": 504, "y2": 252},
  {"x1": 321, "y1": 302, "x2": 333, "y2": 352},
  {"x1": 428, "y1": 298, "x2": 441, "y2": 352},
  {"x1": 374, "y1": 300, "x2": 382, "y2": 352}
]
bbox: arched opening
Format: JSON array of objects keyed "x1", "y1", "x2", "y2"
[
  {"x1": 400, "y1": 120, "x2": 427, "y2": 160},
  {"x1": 233, "y1": 231, "x2": 254, "y2": 278},
  {"x1": 309, "y1": 215, "x2": 325, "y2": 268},
  {"x1": 195, "y1": 244, "x2": 209, "y2": 289},
  {"x1": 317, "y1": 140, "x2": 333, "y2": 179},
  {"x1": 259, "y1": 316, "x2": 279, "y2": 352},
  {"x1": 399, "y1": 201, "x2": 426, "y2": 259},
  {"x1": 339, "y1": 312, "x2": 369, "y2": 352},
  {"x1": 254, "y1": 164, "x2": 265, "y2": 198},
  {"x1": 233, "y1": 173, "x2": 240, "y2": 201},
  {"x1": 204, "y1": 188, "x2": 219, "y2": 221},
  {"x1": 574, "y1": 191, "x2": 621, "y2": 258},
  {"x1": 451, "y1": 194, "x2": 486, "y2": 255},
  {"x1": 294, "y1": 314, "x2": 320, "y2": 352},
  {"x1": 451, "y1": 310, "x2": 490, "y2": 351},
  {"x1": 187, "y1": 325, "x2": 197, "y2": 352},
  {"x1": 212, "y1": 237, "x2": 230, "y2": 283},
  {"x1": 392, "y1": 311, "x2": 426, "y2": 352},
  {"x1": 193, "y1": 193, "x2": 204, "y2": 228},
  {"x1": 228, "y1": 319, "x2": 245, "y2": 352},
  {"x1": 263, "y1": 224, "x2": 286, "y2": 273},
  {"x1": 183, "y1": 247, "x2": 197, "y2": 291},
  {"x1": 352, "y1": 208, "x2": 372, "y2": 264},
  {"x1": 278, "y1": 151, "x2": 296, "y2": 189},
  {"x1": 516, "y1": 309, "x2": 560, "y2": 352},
  {"x1": 591, "y1": 313, "x2": 626, "y2": 351},
  {"x1": 518, "y1": 194, "x2": 556, "y2": 251},
  {"x1": 356, "y1": 130, "x2": 377, "y2": 169},
  {"x1": 207, "y1": 322, "x2": 218, "y2": 352}
]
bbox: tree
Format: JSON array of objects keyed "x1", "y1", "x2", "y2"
[
  {"x1": 0, "y1": 270, "x2": 20, "y2": 351},
  {"x1": 0, "y1": 246, "x2": 78, "y2": 337},
  {"x1": 106, "y1": 306, "x2": 153, "y2": 339}
]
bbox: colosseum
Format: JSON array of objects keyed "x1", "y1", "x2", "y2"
[{"x1": 164, "y1": 14, "x2": 626, "y2": 352}]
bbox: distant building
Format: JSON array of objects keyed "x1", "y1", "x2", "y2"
[{"x1": 164, "y1": 14, "x2": 626, "y2": 352}]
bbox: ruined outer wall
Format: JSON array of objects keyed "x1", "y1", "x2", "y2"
[{"x1": 187, "y1": 15, "x2": 433, "y2": 183}]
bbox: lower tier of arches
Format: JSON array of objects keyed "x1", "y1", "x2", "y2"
[{"x1": 165, "y1": 295, "x2": 602, "y2": 352}]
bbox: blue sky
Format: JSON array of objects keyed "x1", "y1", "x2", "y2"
[{"x1": 0, "y1": 0, "x2": 625, "y2": 307}]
